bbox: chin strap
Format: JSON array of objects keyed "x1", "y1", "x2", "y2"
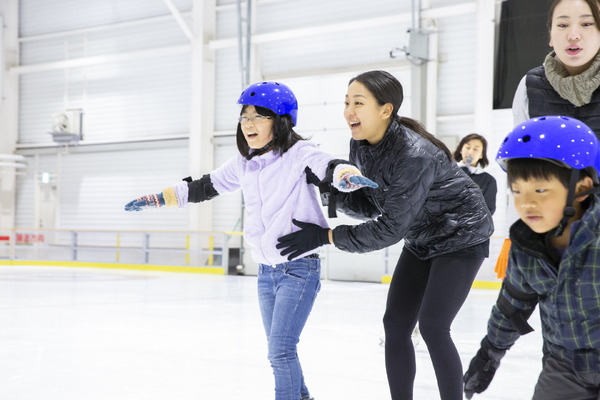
[
  {"x1": 246, "y1": 141, "x2": 273, "y2": 160},
  {"x1": 554, "y1": 170, "x2": 579, "y2": 237}
]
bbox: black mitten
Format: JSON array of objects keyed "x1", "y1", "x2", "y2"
[{"x1": 463, "y1": 337, "x2": 506, "y2": 399}]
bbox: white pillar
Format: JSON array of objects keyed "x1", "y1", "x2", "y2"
[
  {"x1": 0, "y1": 0, "x2": 20, "y2": 230},
  {"x1": 473, "y1": 0, "x2": 495, "y2": 135},
  {"x1": 188, "y1": 0, "x2": 216, "y2": 232}
]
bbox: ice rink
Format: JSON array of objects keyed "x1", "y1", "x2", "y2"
[{"x1": 0, "y1": 265, "x2": 544, "y2": 400}]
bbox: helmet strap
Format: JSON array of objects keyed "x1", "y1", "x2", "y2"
[
  {"x1": 553, "y1": 169, "x2": 580, "y2": 237},
  {"x1": 245, "y1": 140, "x2": 273, "y2": 160}
]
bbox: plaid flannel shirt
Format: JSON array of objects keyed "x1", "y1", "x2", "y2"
[{"x1": 487, "y1": 195, "x2": 600, "y2": 372}]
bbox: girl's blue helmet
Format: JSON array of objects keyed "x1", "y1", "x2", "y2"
[
  {"x1": 237, "y1": 81, "x2": 298, "y2": 126},
  {"x1": 496, "y1": 116, "x2": 600, "y2": 183}
]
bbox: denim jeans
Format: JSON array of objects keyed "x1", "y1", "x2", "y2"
[{"x1": 257, "y1": 257, "x2": 321, "y2": 400}]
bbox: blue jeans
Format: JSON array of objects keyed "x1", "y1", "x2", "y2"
[{"x1": 257, "y1": 257, "x2": 321, "y2": 400}]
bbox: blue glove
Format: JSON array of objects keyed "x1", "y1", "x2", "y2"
[
  {"x1": 333, "y1": 164, "x2": 378, "y2": 192},
  {"x1": 124, "y1": 193, "x2": 165, "y2": 211},
  {"x1": 276, "y1": 219, "x2": 330, "y2": 261},
  {"x1": 338, "y1": 175, "x2": 378, "y2": 191}
]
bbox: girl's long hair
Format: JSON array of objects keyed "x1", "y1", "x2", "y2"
[{"x1": 349, "y1": 70, "x2": 453, "y2": 161}]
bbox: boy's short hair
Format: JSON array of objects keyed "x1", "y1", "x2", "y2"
[{"x1": 507, "y1": 158, "x2": 592, "y2": 188}]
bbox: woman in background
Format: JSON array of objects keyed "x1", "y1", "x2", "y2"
[
  {"x1": 512, "y1": 0, "x2": 600, "y2": 133},
  {"x1": 454, "y1": 133, "x2": 497, "y2": 216}
]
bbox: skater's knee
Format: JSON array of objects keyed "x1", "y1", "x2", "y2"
[
  {"x1": 418, "y1": 318, "x2": 449, "y2": 343},
  {"x1": 267, "y1": 337, "x2": 298, "y2": 362},
  {"x1": 383, "y1": 312, "x2": 414, "y2": 337}
]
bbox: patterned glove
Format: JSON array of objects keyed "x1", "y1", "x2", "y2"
[
  {"x1": 124, "y1": 193, "x2": 165, "y2": 211},
  {"x1": 333, "y1": 164, "x2": 378, "y2": 192},
  {"x1": 463, "y1": 337, "x2": 507, "y2": 399},
  {"x1": 276, "y1": 219, "x2": 330, "y2": 261}
]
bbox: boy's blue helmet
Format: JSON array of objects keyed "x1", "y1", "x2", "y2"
[
  {"x1": 237, "y1": 81, "x2": 298, "y2": 126},
  {"x1": 496, "y1": 115, "x2": 600, "y2": 183}
]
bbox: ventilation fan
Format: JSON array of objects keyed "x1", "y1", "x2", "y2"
[{"x1": 49, "y1": 109, "x2": 83, "y2": 144}]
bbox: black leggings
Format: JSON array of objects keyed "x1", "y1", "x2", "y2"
[{"x1": 383, "y1": 246, "x2": 485, "y2": 400}]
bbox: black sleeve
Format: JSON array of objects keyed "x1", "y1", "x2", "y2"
[
  {"x1": 186, "y1": 174, "x2": 219, "y2": 203},
  {"x1": 335, "y1": 191, "x2": 381, "y2": 221},
  {"x1": 481, "y1": 174, "x2": 497, "y2": 215}
]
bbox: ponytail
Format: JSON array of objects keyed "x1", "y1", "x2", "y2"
[{"x1": 395, "y1": 115, "x2": 453, "y2": 161}]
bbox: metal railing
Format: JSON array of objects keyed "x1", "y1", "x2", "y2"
[{"x1": 0, "y1": 228, "x2": 243, "y2": 273}]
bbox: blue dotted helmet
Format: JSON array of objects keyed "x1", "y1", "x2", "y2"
[
  {"x1": 237, "y1": 81, "x2": 298, "y2": 126},
  {"x1": 496, "y1": 115, "x2": 600, "y2": 183}
]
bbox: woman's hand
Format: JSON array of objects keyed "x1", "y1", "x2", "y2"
[{"x1": 276, "y1": 219, "x2": 330, "y2": 260}]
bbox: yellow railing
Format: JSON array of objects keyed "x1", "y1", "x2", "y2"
[{"x1": 0, "y1": 227, "x2": 244, "y2": 274}]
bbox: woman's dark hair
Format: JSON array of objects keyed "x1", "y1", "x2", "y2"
[
  {"x1": 236, "y1": 105, "x2": 305, "y2": 158},
  {"x1": 453, "y1": 133, "x2": 490, "y2": 168},
  {"x1": 349, "y1": 70, "x2": 453, "y2": 161},
  {"x1": 547, "y1": 0, "x2": 600, "y2": 34}
]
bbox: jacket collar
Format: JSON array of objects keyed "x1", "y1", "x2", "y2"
[{"x1": 355, "y1": 119, "x2": 401, "y2": 151}]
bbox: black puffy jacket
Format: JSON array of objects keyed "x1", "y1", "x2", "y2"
[{"x1": 332, "y1": 120, "x2": 494, "y2": 260}]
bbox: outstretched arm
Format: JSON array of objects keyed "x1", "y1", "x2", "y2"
[{"x1": 125, "y1": 174, "x2": 219, "y2": 212}]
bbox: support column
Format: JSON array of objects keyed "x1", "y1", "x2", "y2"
[
  {"x1": 474, "y1": 0, "x2": 495, "y2": 134},
  {"x1": 188, "y1": 0, "x2": 216, "y2": 232},
  {"x1": 0, "y1": 0, "x2": 20, "y2": 230}
]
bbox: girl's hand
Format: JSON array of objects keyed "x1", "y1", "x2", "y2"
[
  {"x1": 124, "y1": 193, "x2": 165, "y2": 211},
  {"x1": 334, "y1": 164, "x2": 378, "y2": 192}
]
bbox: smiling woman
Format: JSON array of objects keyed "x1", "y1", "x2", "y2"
[
  {"x1": 276, "y1": 70, "x2": 494, "y2": 400},
  {"x1": 512, "y1": 0, "x2": 600, "y2": 135}
]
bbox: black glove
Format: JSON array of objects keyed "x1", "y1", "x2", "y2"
[
  {"x1": 276, "y1": 219, "x2": 330, "y2": 261},
  {"x1": 463, "y1": 337, "x2": 507, "y2": 399}
]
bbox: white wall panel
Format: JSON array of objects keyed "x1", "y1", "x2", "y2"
[
  {"x1": 15, "y1": 145, "x2": 190, "y2": 231},
  {"x1": 436, "y1": 12, "x2": 477, "y2": 117},
  {"x1": 261, "y1": 26, "x2": 407, "y2": 76},
  {"x1": 19, "y1": 0, "x2": 192, "y2": 37},
  {"x1": 255, "y1": 0, "x2": 411, "y2": 33},
  {"x1": 214, "y1": 48, "x2": 243, "y2": 131},
  {"x1": 20, "y1": 18, "x2": 192, "y2": 65},
  {"x1": 19, "y1": 53, "x2": 191, "y2": 144}
]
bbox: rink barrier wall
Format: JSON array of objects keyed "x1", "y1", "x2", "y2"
[
  {"x1": 0, "y1": 228, "x2": 239, "y2": 271},
  {"x1": 0, "y1": 260, "x2": 225, "y2": 274},
  {"x1": 381, "y1": 274, "x2": 502, "y2": 290},
  {"x1": 0, "y1": 260, "x2": 501, "y2": 288}
]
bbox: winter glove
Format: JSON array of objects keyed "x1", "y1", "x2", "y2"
[
  {"x1": 463, "y1": 337, "x2": 507, "y2": 399},
  {"x1": 124, "y1": 182, "x2": 189, "y2": 212},
  {"x1": 276, "y1": 219, "x2": 330, "y2": 261},
  {"x1": 124, "y1": 193, "x2": 165, "y2": 211},
  {"x1": 333, "y1": 164, "x2": 378, "y2": 192}
]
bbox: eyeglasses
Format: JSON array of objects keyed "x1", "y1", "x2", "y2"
[{"x1": 238, "y1": 115, "x2": 272, "y2": 124}]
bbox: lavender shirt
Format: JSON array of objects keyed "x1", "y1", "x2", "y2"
[{"x1": 210, "y1": 141, "x2": 334, "y2": 266}]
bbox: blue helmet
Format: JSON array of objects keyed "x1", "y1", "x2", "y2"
[
  {"x1": 237, "y1": 81, "x2": 298, "y2": 126},
  {"x1": 496, "y1": 115, "x2": 600, "y2": 182}
]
